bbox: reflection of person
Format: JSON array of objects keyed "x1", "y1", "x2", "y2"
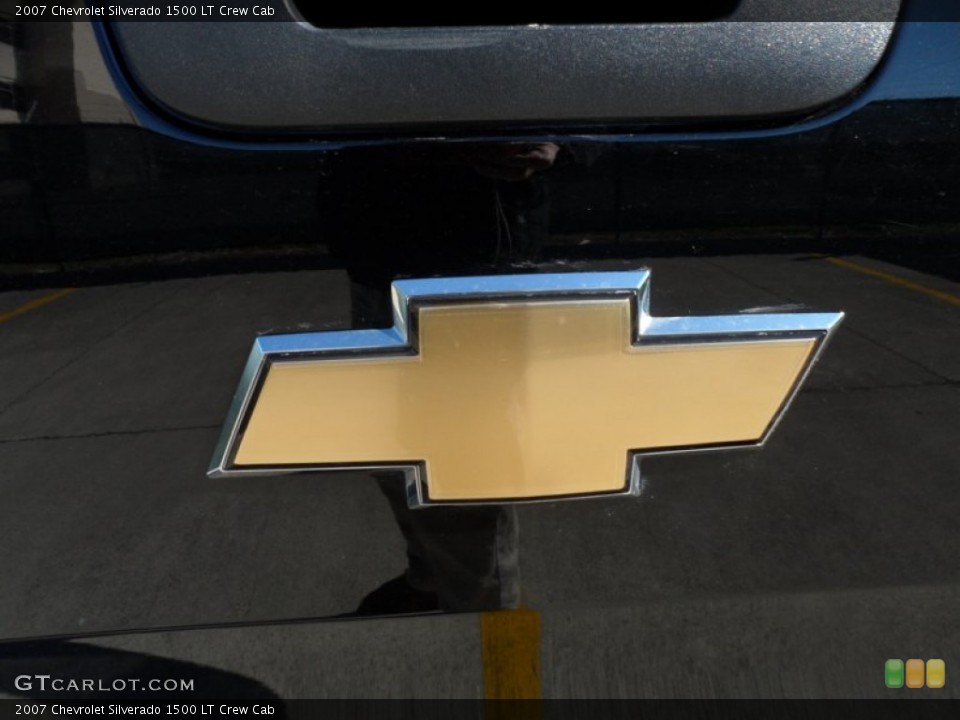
[
  {"x1": 467, "y1": 143, "x2": 560, "y2": 182},
  {"x1": 319, "y1": 143, "x2": 559, "y2": 613},
  {"x1": 318, "y1": 143, "x2": 559, "y2": 288},
  {"x1": 348, "y1": 281, "x2": 522, "y2": 614},
  {"x1": 365, "y1": 470, "x2": 521, "y2": 614}
]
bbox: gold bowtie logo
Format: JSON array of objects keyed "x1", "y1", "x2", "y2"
[{"x1": 209, "y1": 271, "x2": 841, "y2": 506}]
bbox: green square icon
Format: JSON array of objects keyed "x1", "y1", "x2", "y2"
[{"x1": 885, "y1": 659, "x2": 905, "y2": 688}]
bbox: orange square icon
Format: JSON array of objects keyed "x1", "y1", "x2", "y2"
[{"x1": 905, "y1": 659, "x2": 925, "y2": 688}]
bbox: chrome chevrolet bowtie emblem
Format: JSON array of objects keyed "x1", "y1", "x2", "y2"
[{"x1": 209, "y1": 271, "x2": 842, "y2": 507}]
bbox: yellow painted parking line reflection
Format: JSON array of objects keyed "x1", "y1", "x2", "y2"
[
  {"x1": 827, "y1": 257, "x2": 960, "y2": 307},
  {"x1": 0, "y1": 288, "x2": 75, "y2": 326},
  {"x1": 481, "y1": 608, "x2": 542, "y2": 702}
]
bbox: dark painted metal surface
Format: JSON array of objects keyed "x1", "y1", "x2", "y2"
[
  {"x1": 1, "y1": 4, "x2": 959, "y2": 699},
  {"x1": 3, "y1": 15, "x2": 960, "y2": 283}
]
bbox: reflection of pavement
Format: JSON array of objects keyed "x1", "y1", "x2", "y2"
[{"x1": 0, "y1": 255, "x2": 957, "y2": 698}]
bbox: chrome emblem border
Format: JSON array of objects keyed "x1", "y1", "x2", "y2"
[{"x1": 208, "y1": 270, "x2": 843, "y2": 507}]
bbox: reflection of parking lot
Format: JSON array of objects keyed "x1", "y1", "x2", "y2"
[{"x1": 0, "y1": 255, "x2": 957, "y2": 698}]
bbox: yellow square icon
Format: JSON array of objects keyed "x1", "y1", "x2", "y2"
[
  {"x1": 927, "y1": 659, "x2": 945, "y2": 689},
  {"x1": 906, "y1": 659, "x2": 925, "y2": 688}
]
